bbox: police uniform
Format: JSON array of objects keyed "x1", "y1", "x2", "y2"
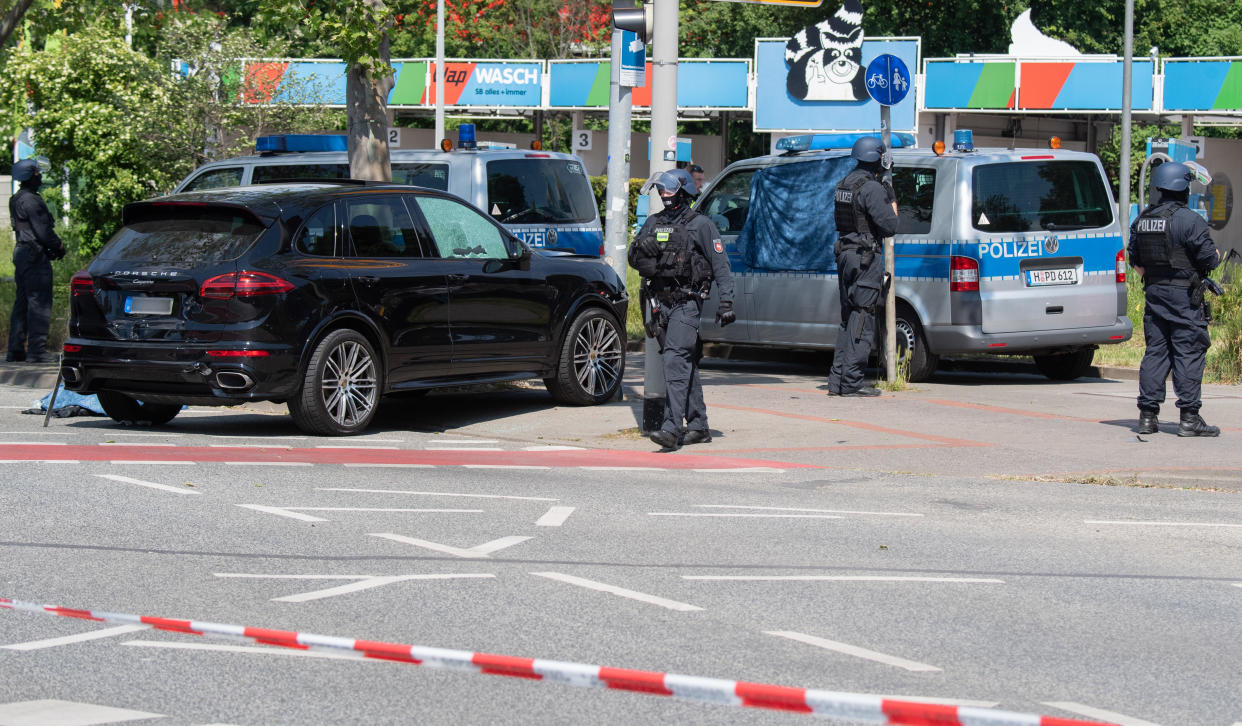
[
  {"x1": 630, "y1": 190, "x2": 735, "y2": 447},
  {"x1": 8, "y1": 178, "x2": 66, "y2": 363},
  {"x1": 1128, "y1": 193, "x2": 1219, "y2": 435},
  {"x1": 827, "y1": 165, "x2": 898, "y2": 395}
]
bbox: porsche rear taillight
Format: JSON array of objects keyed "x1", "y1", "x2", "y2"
[
  {"x1": 70, "y1": 272, "x2": 94, "y2": 296},
  {"x1": 199, "y1": 271, "x2": 294, "y2": 300}
]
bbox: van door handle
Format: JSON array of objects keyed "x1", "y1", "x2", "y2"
[
  {"x1": 357, "y1": 275, "x2": 380, "y2": 286},
  {"x1": 447, "y1": 274, "x2": 469, "y2": 282},
  {"x1": 1046, "y1": 305, "x2": 1064, "y2": 315}
]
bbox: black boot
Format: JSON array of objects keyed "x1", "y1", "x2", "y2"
[
  {"x1": 1177, "y1": 410, "x2": 1220, "y2": 438},
  {"x1": 1137, "y1": 410, "x2": 1159, "y2": 435}
]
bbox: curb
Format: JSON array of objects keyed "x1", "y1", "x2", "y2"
[{"x1": 0, "y1": 597, "x2": 1110, "y2": 726}]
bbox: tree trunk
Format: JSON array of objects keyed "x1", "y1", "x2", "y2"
[
  {"x1": 345, "y1": 8, "x2": 393, "y2": 182},
  {"x1": 0, "y1": 0, "x2": 36, "y2": 47}
]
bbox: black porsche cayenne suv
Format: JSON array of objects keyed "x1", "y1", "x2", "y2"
[{"x1": 62, "y1": 182, "x2": 628, "y2": 435}]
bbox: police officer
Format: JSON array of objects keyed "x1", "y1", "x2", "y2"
[
  {"x1": 1129, "y1": 161, "x2": 1221, "y2": 437},
  {"x1": 827, "y1": 136, "x2": 898, "y2": 397},
  {"x1": 629, "y1": 169, "x2": 735, "y2": 450},
  {"x1": 8, "y1": 159, "x2": 66, "y2": 364}
]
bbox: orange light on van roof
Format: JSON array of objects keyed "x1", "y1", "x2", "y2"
[
  {"x1": 530, "y1": 140, "x2": 543, "y2": 151},
  {"x1": 933, "y1": 140, "x2": 946, "y2": 155},
  {"x1": 440, "y1": 138, "x2": 453, "y2": 152},
  {"x1": 1049, "y1": 136, "x2": 1062, "y2": 149}
]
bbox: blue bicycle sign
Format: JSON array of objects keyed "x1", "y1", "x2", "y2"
[{"x1": 864, "y1": 54, "x2": 911, "y2": 106}]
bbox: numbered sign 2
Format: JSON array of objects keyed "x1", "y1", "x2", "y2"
[
  {"x1": 388, "y1": 127, "x2": 401, "y2": 147},
  {"x1": 573, "y1": 129, "x2": 592, "y2": 151}
]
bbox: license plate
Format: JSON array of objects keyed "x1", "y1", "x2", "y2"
[
  {"x1": 1026, "y1": 268, "x2": 1078, "y2": 286},
  {"x1": 125, "y1": 296, "x2": 173, "y2": 315}
]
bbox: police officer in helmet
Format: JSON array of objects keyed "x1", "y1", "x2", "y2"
[
  {"x1": 8, "y1": 159, "x2": 67, "y2": 364},
  {"x1": 827, "y1": 136, "x2": 899, "y2": 397},
  {"x1": 629, "y1": 168, "x2": 735, "y2": 449},
  {"x1": 1129, "y1": 160, "x2": 1221, "y2": 437}
]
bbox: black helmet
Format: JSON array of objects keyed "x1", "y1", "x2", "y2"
[
  {"x1": 12, "y1": 159, "x2": 41, "y2": 183},
  {"x1": 641, "y1": 170, "x2": 692, "y2": 197},
  {"x1": 1153, "y1": 161, "x2": 1193, "y2": 193},
  {"x1": 850, "y1": 136, "x2": 885, "y2": 163},
  {"x1": 667, "y1": 168, "x2": 698, "y2": 197}
]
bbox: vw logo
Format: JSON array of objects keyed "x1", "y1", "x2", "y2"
[{"x1": 1044, "y1": 235, "x2": 1059, "y2": 254}]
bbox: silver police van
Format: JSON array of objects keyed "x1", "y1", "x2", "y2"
[
  {"x1": 695, "y1": 131, "x2": 1132, "y2": 381},
  {"x1": 173, "y1": 125, "x2": 604, "y2": 256}
]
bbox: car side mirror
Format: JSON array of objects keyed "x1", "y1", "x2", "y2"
[{"x1": 509, "y1": 238, "x2": 532, "y2": 270}]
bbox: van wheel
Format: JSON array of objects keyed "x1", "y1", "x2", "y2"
[
  {"x1": 1034, "y1": 349, "x2": 1095, "y2": 381},
  {"x1": 290, "y1": 329, "x2": 381, "y2": 435},
  {"x1": 544, "y1": 308, "x2": 625, "y2": 405},
  {"x1": 881, "y1": 305, "x2": 939, "y2": 382},
  {"x1": 97, "y1": 391, "x2": 181, "y2": 426}
]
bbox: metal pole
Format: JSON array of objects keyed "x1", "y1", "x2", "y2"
[
  {"x1": 435, "y1": 0, "x2": 445, "y2": 146},
  {"x1": 880, "y1": 105, "x2": 896, "y2": 383},
  {"x1": 605, "y1": 31, "x2": 634, "y2": 286},
  {"x1": 1119, "y1": 0, "x2": 1134, "y2": 242},
  {"x1": 642, "y1": 0, "x2": 678, "y2": 433}
]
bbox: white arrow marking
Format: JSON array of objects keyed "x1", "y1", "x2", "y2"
[
  {"x1": 368, "y1": 533, "x2": 531, "y2": 558},
  {"x1": 96, "y1": 473, "x2": 201, "y2": 495},
  {"x1": 213, "y1": 573, "x2": 495, "y2": 602},
  {"x1": 237, "y1": 504, "x2": 326, "y2": 522},
  {"x1": 531, "y1": 572, "x2": 702, "y2": 612},
  {"x1": 536, "y1": 506, "x2": 575, "y2": 527},
  {"x1": 3, "y1": 625, "x2": 149, "y2": 651},
  {"x1": 237, "y1": 505, "x2": 482, "y2": 522},
  {"x1": 766, "y1": 631, "x2": 942, "y2": 672}
]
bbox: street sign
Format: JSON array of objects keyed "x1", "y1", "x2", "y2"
[
  {"x1": 864, "y1": 53, "x2": 911, "y2": 107},
  {"x1": 619, "y1": 29, "x2": 645, "y2": 87}
]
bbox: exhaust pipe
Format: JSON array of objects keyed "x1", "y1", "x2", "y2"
[
  {"x1": 215, "y1": 371, "x2": 254, "y2": 390},
  {"x1": 60, "y1": 366, "x2": 81, "y2": 384}
]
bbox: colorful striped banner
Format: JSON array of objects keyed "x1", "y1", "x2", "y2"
[{"x1": 1163, "y1": 59, "x2": 1242, "y2": 111}]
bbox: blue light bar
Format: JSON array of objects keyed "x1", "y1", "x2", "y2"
[
  {"x1": 953, "y1": 129, "x2": 974, "y2": 152},
  {"x1": 255, "y1": 134, "x2": 348, "y2": 153},
  {"x1": 457, "y1": 123, "x2": 477, "y2": 150},
  {"x1": 776, "y1": 132, "x2": 917, "y2": 152}
]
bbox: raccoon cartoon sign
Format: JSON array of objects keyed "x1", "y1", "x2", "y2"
[{"x1": 785, "y1": 0, "x2": 868, "y2": 102}]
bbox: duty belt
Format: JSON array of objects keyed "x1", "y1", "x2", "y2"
[{"x1": 1144, "y1": 274, "x2": 1193, "y2": 288}]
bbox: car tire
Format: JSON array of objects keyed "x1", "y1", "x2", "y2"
[
  {"x1": 544, "y1": 308, "x2": 625, "y2": 406},
  {"x1": 879, "y1": 304, "x2": 939, "y2": 382},
  {"x1": 96, "y1": 391, "x2": 181, "y2": 426},
  {"x1": 289, "y1": 329, "x2": 381, "y2": 436},
  {"x1": 1034, "y1": 349, "x2": 1095, "y2": 381}
]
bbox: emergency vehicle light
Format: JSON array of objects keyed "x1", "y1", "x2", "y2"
[
  {"x1": 953, "y1": 129, "x2": 974, "y2": 152},
  {"x1": 255, "y1": 134, "x2": 348, "y2": 153},
  {"x1": 1049, "y1": 136, "x2": 1062, "y2": 149},
  {"x1": 458, "y1": 123, "x2": 478, "y2": 150},
  {"x1": 775, "y1": 133, "x2": 917, "y2": 153}
]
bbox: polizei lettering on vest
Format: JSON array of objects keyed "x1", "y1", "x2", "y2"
[
  {"x1": 1135, "y1": 218, "x2": 1167, "y2": 233},
  {"x1": 978, "y1": 240, "x2": 1044, "y2": 259},
  {"x1": 835, "y1": 189, "x2": 853, "y2": 204}
]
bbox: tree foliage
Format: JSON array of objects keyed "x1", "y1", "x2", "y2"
[{"x1": 1030, "y1": 0, "x2": 1242, "y2": 57}]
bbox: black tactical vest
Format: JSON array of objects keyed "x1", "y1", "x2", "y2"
[
  {"x1": 634, "y1": 205, "x2": 709, "y2": 284},
  {"x1": 834, "y1": 170, "x2": 874, "y2": 242},
  {"x1": 1134, "y1": 203, "x2": 1192, "y2": 275}
]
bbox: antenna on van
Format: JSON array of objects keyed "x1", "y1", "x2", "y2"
[{"x1": 1004, "y1": 118, "x2": 1021, "y2": 150}]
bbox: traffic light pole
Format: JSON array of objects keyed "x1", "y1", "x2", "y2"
[
  {"x1": 881, "y1": 105, "x2": 896, "y2": 384},
  {"x1": 641, "y1": 0, "x2": 678, "y2": 433},
  {"x1": 605, "y1": 30, "x2": 634, "y2": 402}
]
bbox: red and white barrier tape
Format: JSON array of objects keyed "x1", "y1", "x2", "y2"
[{"x1": 1, "y1": 597, "x2": 1112, "y2": 725}]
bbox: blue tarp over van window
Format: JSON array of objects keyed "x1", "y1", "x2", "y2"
[{"x1": 737, "y1": 156, "x2": 856, "y2": 272}]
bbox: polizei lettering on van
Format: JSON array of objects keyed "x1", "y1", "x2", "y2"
[
  {"x1": 474, "y1": 67, "x2": 540, "y2": 85},
  {"x1": 978, "y1": 240, "x2": 1043, "y2": 258}
]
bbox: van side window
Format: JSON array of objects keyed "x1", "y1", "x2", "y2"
[
  {"x1": 892, "y1": 167, "x2": 937, "y2": 235},
  {"x1": 253, "y1": 163, "x2": 350, "y2": 184},
  {"x1": 294, "y1": 204, "x2": 338, "y2": 256},
  {"x1": 344, "y1": 197, "x2": 423, "y2": 258},
  {"x1": 393, "y1": 163, "x2": 449, "y2": 191},
  {"x1": 183, "y1": 167, "x2": 244, "y2": 191},
  {"x1": 415, "y1": 196, "x2": 510, "y2": 260},
  {"x1": 699, "y1": 170, "x2": 754, "y2": 233}
]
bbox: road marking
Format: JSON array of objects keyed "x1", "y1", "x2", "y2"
[
  {"x1": 95, "y1": 473, "x2": 201, "y2": 495},
  {"x1": 314, "y1": 445, "x2": 400, "y2": 450},
  {"x1": 691, "y1": 468, "x2": 787, "y2": 473},
  {"x1": 0, "y1": 460, "x2": 80, "y2": 464},
  {"x1": 464, "y1": 465, "x2": 552, "y2": 470},
  {"x1": 650, "y1": 513, "x2": 845, "y2": 519},
  {"x1": 530, "y1": 572, "x2": 703, "y2": 612},
  {"x1": 343, "y1": 464, "x2": 435, "y2": 468},
  {"x1": 432, "y1": 439, "x2": 499, "y2": 444},
  {"x1": 110, "y1": 460, "x2": 195, "y2": 466},
  {"x1": 1042, "y1": 701, "x2": 1164, "y2": 726},
  {"x1": 237, "y1": 505, "x2": 482, "y2": 522},
  {"x1": 765, "y1": 631, "x2": 941, "y2": 672},
  {"x1": 697, "y1": 504, "x2": 923, "y2": 517},
  {"x1": 99, "y1": 442, "x2": 176, "y2": 446},
  {"x1": 0, "y1": 699, "x2": 163, "y2": 724},
  {"x1": 124, "y1": 639, "x2": 367, "y2": 661},
  {"x1": 369, "y1": 533, "x2": 531, "y2": 558},
  {"x1": 685, "y1": 575, "x2": 1004, "y2": 583},
  {"x1": 214, "y1": 573, "x2": 495, "y2": 602},
  {"x1": 522, "y1": 445, "x2": 584, "y2": 451},
  {"x1": 224, "y1": 461, "x2": 313, "y2": 467},
  {"x1": 320, "y1": 487, "x2": 557, "y2": 502},
  {"x1": 425, "y1": 446, "x2": 504, "y2": 451},
  {"x1": 580, "y1": 467, "x2": 666, "y2": 472},
  {"x1": 1086, "y1": 519, "x2": 1242, "y2": 528},
  {"x1": 0, "y1": 441, "x2": 66, "y2": 445},
  {"x1": 2, "y1": 624, "x2": 148, "y2": 651},
  {"x1": 536, "y1": 506, "x2": 575, "y2": 527}
]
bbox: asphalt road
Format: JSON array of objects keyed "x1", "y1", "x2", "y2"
[{"x1": 0, "y1": 355, "x2": 1239, "y2": 726}]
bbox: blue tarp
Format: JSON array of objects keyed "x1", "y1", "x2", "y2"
[
  {"x1": 29, "y1": 386, "x2": 105, "y2": 415},
  {"x1": 737, "y1": 156, "x2": 857, "y2": 272}
]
